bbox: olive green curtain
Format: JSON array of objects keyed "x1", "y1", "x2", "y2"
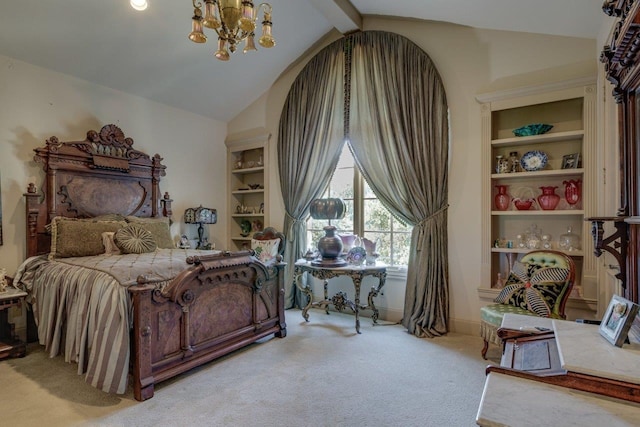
[
  {"x1": 277, "y1": 32, "x2": 450, "y2": 334},
  {"x1": 277, "y1": 41, "x2": 345, "y2": 308},
  {"x1": 348, "y1": 32, "x2": 450, "y2": 337}
]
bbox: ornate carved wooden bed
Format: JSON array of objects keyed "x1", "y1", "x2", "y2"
[{"x1": 17, "y1": 124, "x2": 286, "y2": 401}]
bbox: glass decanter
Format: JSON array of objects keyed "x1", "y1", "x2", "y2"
[
  {"x1": 558, "y1": 226, "x2": 581, "y2": 251},
  {"x1": 508, "y1": 151, "x2": 520, "y2": 173}
]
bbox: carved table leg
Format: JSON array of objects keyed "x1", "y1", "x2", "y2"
[
  {"x1": 367, "y1": 272, "x2": 387, "y2": 324},
  {"x1": 323, "y1": 279, "x2": 330, "y2": 314},
  {"x1": 293, "y1": 267, "x2": 312, "y2": 322},
  {"x1": 352, "y1": 275, "x2": 362, "y2": 334}
]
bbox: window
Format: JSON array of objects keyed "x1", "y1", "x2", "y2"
[{"x1": 307, "y1": 144, "x2": 412, "y2": 268}]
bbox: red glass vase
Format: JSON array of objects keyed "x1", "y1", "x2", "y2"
[
  {"x1": 563, "y1": 179, "x2": 582, "y2": 209},
  {"x1": 494, "y1": 185, "x2": 511, "y2": 211},
  {"x1": 537, "y1": 186, "x2": 560, "y2": 210}
]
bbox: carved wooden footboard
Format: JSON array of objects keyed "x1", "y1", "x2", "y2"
[{"x1": 131, "y1": 251, "x2": 286, "y2": 401}]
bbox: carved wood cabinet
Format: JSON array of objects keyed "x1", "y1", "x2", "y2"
[{"x1": 600, "y1": 0, "x2": 640, "y2": 303}]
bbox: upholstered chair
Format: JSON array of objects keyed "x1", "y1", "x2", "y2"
[{"x1": 480, "y1": 250, "x2": 575, "y2": 359}]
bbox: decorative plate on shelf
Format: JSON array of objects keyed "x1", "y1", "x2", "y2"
[{"x1": 520, "y1": 150, "x2": 548, "y2": 172}]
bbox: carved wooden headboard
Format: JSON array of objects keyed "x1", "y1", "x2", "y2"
[{"x1": 24, "y1": 124, "x2": 172, "y2": 257}]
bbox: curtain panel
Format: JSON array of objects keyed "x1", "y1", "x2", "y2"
[
  {"x1": 277, "y1": 41, "x2": 345, "y2": 308},
  {"x1": 348, "y1": 31, "x2": 450, "y2": 337}
]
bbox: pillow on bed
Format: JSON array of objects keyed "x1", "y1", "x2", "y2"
[
  {"x1": 49, "y1": 217, "x2": 127, "y2": 259},
  {"x1": 114, "y1": 224, "x2": 158, "y2": 254},
  {"x1": 251, "y1": 238, "x2": 281, "y2": 263},
  {"x1": 102, "y1": 232, "x2": 121, "y2": 255},
  {"x1": 125, "y1": 216, "x2": 174, "y2": 249},
  {"x1": 45, "y1": 213, "x2": 127, "y2": 234}
]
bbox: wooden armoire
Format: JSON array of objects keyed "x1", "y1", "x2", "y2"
[{"x1": 599, "y1": 0, "x2": 640, "y2": 303}]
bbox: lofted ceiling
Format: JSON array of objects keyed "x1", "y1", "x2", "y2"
[{"x1": 0, "y1": 0, "x2": 607, "y2": 122}]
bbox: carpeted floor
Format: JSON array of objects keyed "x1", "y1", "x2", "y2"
[{"x1": 0, "y1": 309, "x2": 499, "y2": 427}]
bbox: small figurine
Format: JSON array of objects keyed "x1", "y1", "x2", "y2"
[{"x1": 179, "y1": 234, "x2": 191, "y2": 249}]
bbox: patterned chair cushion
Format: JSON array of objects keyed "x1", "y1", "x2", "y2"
[{"x1": 494, "y1": 259, "x2": 570, "y2": 318}]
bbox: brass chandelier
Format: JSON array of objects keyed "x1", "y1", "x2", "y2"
[{"x1": 189, "y1": 0, "x2": 275, "y2": 61}]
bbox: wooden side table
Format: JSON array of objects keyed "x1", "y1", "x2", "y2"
[{"x1": 0, "y1": 286, "x2": 27, "y2": 359}]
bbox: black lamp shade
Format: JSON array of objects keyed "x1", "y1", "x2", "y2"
[{"x1": 309, "y1": 198, "x2": 346, "y2": 220}]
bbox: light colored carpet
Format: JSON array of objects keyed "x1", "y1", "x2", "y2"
[{"x1": 0, "y1": 309, "x2": 499, "y2": 427}]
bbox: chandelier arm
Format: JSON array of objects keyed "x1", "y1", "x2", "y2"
[
  {"x1": 257, "y1": 3, "x2": 272, "y2": 15},
  {"x1": 192, "y1": 0, "x2": 203, "y2": 8}
]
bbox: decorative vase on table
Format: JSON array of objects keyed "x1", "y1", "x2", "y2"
[
  {"x1": 494, "y1": 185, "x2": 511, "y2": 211},
  {"x1": 312, "y1": 225, "x2": 346, "y2": 266},
  {"x1": 563, "y1": 179, "x2": 582, "y2": 209},
  {"x1": 537, "y1": 186, "x2": 560, "y2": 210},
  {"x1": 339, "y1": 233, "x2": 359, "y2": 253}
]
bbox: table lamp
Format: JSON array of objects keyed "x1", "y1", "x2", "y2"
[
  {"x1": 309, "y1": 198, "x2": 347, "y2": 266},
  {"x1": 184, "y1": 205, "x2": 217, "y2": 249}
]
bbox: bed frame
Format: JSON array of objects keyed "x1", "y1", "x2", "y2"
[{"x1": 23, "y1": 124, "x2": 286, "y2": 401}]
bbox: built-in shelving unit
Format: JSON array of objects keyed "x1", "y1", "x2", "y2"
[
  {"x1": 225, "y1": 130, "x2": 271, "y2": 251},
  {"x1": 477, "y1": 82, "x2": 597, "y2": 313}
]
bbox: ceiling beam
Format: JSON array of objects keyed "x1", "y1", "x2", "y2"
[{"x1": 307, "y1": 0, "x2": 362, "y2": 33}]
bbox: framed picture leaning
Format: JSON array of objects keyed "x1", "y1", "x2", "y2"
[{"x1": 599, "y1": 295, "x2": 639, "y2": 347}]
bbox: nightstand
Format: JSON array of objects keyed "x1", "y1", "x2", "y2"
[{"x1": 0, "y1": 282, "x2": 27, "y2": 359}]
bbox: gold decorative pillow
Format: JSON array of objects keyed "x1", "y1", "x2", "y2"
[
  {"x1": 114, "y1": 224, "x2": 157, "y2": 254},
  {"x1": 125, "y1": 216, "x2": 174, "y2": 249},
  {"x1": 45, "y1": 213, "x2": 127, "y2": 234},
  {"x1": 49, "y1": 217, "x2": 127, "y2": 259},
  {"x1": 251, "y1": 238, "x2": 281, "y2": 263}
]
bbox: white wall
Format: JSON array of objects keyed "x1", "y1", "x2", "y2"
[
  {"x1": 0, "y1": 54, "x2": 228, "y2": 280},
  {"x1": 228, "y1": 18, "x2": 598, "y2": 330}
]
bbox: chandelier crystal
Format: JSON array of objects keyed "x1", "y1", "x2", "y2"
[{"x1": 189, "y1": 0, "x2": 275, "y2": 61}]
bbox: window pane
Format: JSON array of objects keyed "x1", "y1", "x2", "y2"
[
  {"x1": 305, "y1": 144, "x2": 413, "y2": 268},
  {"x1": 332, "y1": 199, "x2": 353, "y2": 233},
  {"x1": 395, "y1": 217, "x2": 412, "y2": 232},
  {"x1": 392, "y1": 232, "x2": 412, "y2": 266},
  {"x1": 363, "y1": 179, "x2": 376, "y2": 198},
  {"x1": 331, "y1": 167, "x2": 353, "y2": 200},
  {"x1": 364, "y1": 199, "x2": 390, "y2": 231}
]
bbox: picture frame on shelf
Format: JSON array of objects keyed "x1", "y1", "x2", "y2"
[
  {"x1": 561, "y1": 153, "x2": 580, "y2": 169},
  {"x1": 599, "y1": 295, "x2": 639, "y2": 347}
]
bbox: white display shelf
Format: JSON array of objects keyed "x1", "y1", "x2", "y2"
[
  {"x1": 491, "y1": 210, "x2": 584, "y2": 216},
  {"x1": 491, "y1": 168, "x2": 584, "y2": 179},
  {"x1": 490, "y1": 247, "x2": 584, "y2": 256},
  {"x1": 491, "y1": 129, "x2": 584, "y2": 147}
]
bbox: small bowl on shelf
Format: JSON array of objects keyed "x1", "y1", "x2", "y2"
[
  {"x1": 513, "y1": 198, "x2": 535, "y2": 211},
  {"x1": 512, "y1": 123, "x2": 553, "y2": 137}
]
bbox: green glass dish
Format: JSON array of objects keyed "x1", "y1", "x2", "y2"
[{"x1": 512, "y1": 123, "x2": 553, "y2": 137}]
